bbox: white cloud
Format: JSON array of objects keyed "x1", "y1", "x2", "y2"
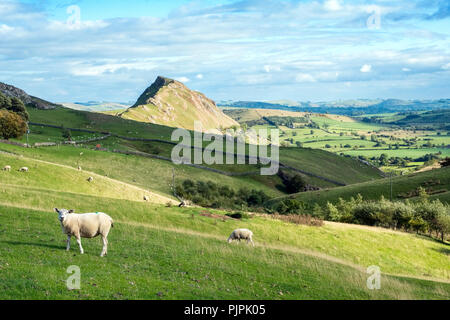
[
  {"x1": 295, "y1": 73, "x2": 316, "y2": 83},
  {"x1": 360, "y1": 64, "x2": 372, "y2": 73},
  {"x1": 176, "y1": 76, "x2": 190, "y2": 83},
  {"x1": 0, "y1": 0, "x2": 449, "y2": 101},
  {"x1": 402, "y1": 68, "x2": 411, "y2": 72},
  {"x1": 324, "y1": 0, "x2": 342, "y2": 11},
  {"x1": 0, "y1": 24, "x2": 14, "y2": 34},
  {"x1": 70, "y1": 61, "x2": 158, "y2": 76},
  {"x1": 263, "y1": 65, "x2": 281, "y2": 73}
]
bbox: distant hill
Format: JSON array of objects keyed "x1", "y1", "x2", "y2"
[
  {"x1": 359, "y1": 109, "x2": 450, "y2": 129},
  {"x1": 0, "y1": 82, "x2": 60, "y2": 110},
  {"x1": 62, "y1": 101, "x2": 130, "y2": 112},
  {"x1": 219, "y1": 99, "x2": 450, "y2": 116},
  {"x1": 119, "y1": 76, "x2": 238, "y2": 131}
]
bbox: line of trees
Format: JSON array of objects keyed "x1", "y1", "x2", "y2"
[
  {"x1": 267, "y1": 190, "x2": 449, "y2": 242},
  {"x1": 0, "y1": 92, "x2": 29, "y2": 140},
  {"x1": 315, "y1": 192, "x2": 449, "y2": 242},
  {"x1": 175, "y1": 179, "x2": 270, "y2": 210}
]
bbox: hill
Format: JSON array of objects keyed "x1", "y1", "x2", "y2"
[
  {"x1": 267, "y1": 166, "x2": 450, "y2": 208},
  {"x1": 119, "y1": 76, "x2": 238, "y2": 131},
  {"x1": 0, "y1": 82, "x2": 60, "y2": 110},
  {"x1": 0, "y1": 148, "x2": 449, "y2": 299},
  {"x1": 220, "y1": 99, "x2": 450, "y2": 116},
  {"x1": 62, "y1": 101, "x2": 130, "y2": 112}
]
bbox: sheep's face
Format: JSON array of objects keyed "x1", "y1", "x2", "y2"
[{"x1": 54, "y1": 208, "x2": 74, "y2": 222}]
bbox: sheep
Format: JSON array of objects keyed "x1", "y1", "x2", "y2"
[
  {"x1": 87, "y1": 176, "x2": 94, "y2": 182},
  {"x1": 77, "y1": 166, "x2": 82, "y2": 171},
  {"x1": 19, "y1": 167, "x2": 28, "y2": 172},
  {"x1": 54, "y1": 208, "x2": 114, "y2": 257},
  {"x1": 2, "y1": 165, "x2": 11, "y2": 171},
  {"x1": 143, "y1": 195, "x2": 150, "y2": 201},
  {"x1": 227, "y1": 228, "x2": 254, "y2": 246}
]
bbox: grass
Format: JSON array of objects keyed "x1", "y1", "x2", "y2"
[
  {"x1": 2, "y1": 206, "x2": 449, "y2": 299},
  {"x1": 0, "y1": 145, "x2": 284, "y2": 199},
  {"x1": 0, "y1": 139, "x2": 449, "y2": 299},
  {"x1": 268, "y1": 166, "x2": 450, "y2": 208}
]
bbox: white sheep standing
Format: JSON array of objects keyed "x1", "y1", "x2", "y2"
[
  {"x1": 87, "y1": 176, "x2": 94, "y2": 182},
  {"x1": 143, "y1": 195, "x2": 150, "y2": 201},
  {"x1": 2, "y1": 165, "x2": 11, "y2": 171},
  {"x1": 77, "y1": 166, "x2": 82, "y2": 171},
  {"x1": 227, "y1": 228, "x2": 254, "y2": 246},
  {"x1": 54, "y1": 208, "x2": 114, "y2": 257},
  {"x1": 19, "y1": 167, "x2": 28, "y2": 172}
]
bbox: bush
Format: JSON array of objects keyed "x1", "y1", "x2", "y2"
[
  {"x1": 275, "y1": 199, "x2": 304, "y2": 214},
  {"x1": 0, "y1": 109, "x2": 27, "y2": 140},
  {"x1": 226, "y1": 211, "x2": 250, "y2": 219}
]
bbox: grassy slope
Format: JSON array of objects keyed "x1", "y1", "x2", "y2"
[
  {"x1": 0, "y1": 145, "x2": 284, "y2": 198},
  {"x1": 0, "y1": 158, "x2": 449, "y2": 299},
  {"x1": 23, "y1": 107, "x2": 383, "y2": 188},
  {"x1": 268, "y1": 167, "x2": 450, "y2": 207},
  {"x1": 279, "y1": 147, "x2": 383, "y2": 185},
  {"x1": 0, "y1": 152, "x2": 174, "y2": 204}
]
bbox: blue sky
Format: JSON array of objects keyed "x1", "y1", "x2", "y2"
[{"x1": 0, "y1": 0, "x2": 449, "y2": 102}]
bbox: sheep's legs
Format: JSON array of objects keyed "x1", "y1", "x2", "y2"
[
  {"x1": 248, "y1": 238, "x2": 255, "y2": 247},
  {"x1": 100, "y1": 236, "x2": 108, "y2": 257},
  {"x1": 66, "y1": 235, "x2": 71, "y2": 251},
  {"x1": 76, "y1": 237, "x2": 84, "y2": 254}
]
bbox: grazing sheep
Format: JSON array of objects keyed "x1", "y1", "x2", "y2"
[
  {"x1": 2, "y1": 165, "x2": 11, "y2": 171},
  {"x1": 19, "y1": 167, "x2": 28, "y2": 172},
  {"x1": 87, "y1": 176, "x2": 94, "y2": 182},
  {"x1": 54, "y1": 208, "x2": 114, "y2": 257},
  {"x1": 227, "y1": 228, "x2": 254, "y2": 246},
  {"x1": 143, "y1": 195, "x2": 150, "y2": 201},
  {"x1": 77, "y1": 166, "x2": 82, "y2": 171}
]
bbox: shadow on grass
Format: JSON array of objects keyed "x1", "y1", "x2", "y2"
[
  {"x1": 1, "y1": 240, "x2": 63, "y2": 250},
  {"x1": 432, "y1": 247, "x2": 450, "y2": 256}
]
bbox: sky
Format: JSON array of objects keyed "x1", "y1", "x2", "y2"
[{"x1": 0, "y1": 0, "x2": 449, "y2": 103}]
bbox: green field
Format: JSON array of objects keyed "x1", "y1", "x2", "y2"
[
  {"x1": 229, "y1": 109, "x2": 450, "y2": 173},
  {"x1": 268, "y1": 166, "x2": 450, "y2": 208},
  {"x1": 0, "y1": 150, "x2": 449, "y2": 299}
]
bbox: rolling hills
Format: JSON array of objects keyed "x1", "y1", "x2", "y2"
[{"x1": 0, "y1": 148, "x2": 449, "y2": 299}]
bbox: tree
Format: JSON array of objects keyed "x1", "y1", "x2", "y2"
[
  {"x1": 435, "y1": 212, "x2": 450, "y2": 242},
  {"x1": 62, "y1": 126, "x2": 72, "y2": 141},
  {"x1": 284, "y1": 174, "x2": 306, "y2": 193},
  {"x1": 9, "y1": 97, "x2": 29, "y2": 121},
  {"x1": 0, "y1": 109, "x2": 27, "y2": 140},
  {"x1": 0, "y1": 92, "x2": 12, "y2": 109}
]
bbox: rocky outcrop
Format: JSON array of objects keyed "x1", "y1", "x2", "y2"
[{"x1": 0, "y1": 82, "x2": 59, "y2": 109}]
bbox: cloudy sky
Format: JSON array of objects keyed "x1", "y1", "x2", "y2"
[{"x1": 0, "y1": 0, "x2": 449, "y2": 103}]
